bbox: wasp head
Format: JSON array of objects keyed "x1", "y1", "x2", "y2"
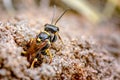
[{"x1": 44, "y1": 24, "x2": 59, "y2": 34}]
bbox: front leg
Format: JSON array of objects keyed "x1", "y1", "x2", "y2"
[
  {"x1": 45, "y1": 49, "x2": 53, "y2": 63},
  {"x1": 51, "y1": 43, "x2": 59, "y2": 51}
]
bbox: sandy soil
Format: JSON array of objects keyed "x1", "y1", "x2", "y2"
[{"x1": 0, "y1": 4, "x2": 120, "y2": 80}]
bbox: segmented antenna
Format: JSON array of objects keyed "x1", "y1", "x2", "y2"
[
  {"x1": 51, "y1": 5, "x2": 56, "y2": 24},
  {"x1": 54, "y1": 9, "x2": 69, "y2": 25}
]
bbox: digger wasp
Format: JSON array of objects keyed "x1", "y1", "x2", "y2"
[{"x1": 22, "y1": 8, "x2": 68, "y2": 68}]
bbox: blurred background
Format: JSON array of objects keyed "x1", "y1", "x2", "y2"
[
  {"x1": 0, "y1": 0, "x2": 120, "y2": 23},
  {"x1": 0, "y1": 0, "x2": 120, "y2": 58}
]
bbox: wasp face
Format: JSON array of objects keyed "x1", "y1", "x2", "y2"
[{"x1": 44, "y1": 24, "x2": 59, "y2": 34}]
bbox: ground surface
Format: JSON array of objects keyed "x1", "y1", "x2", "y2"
[{"x1": 0, "y1": 4, "x2": 120, "y2": 80}]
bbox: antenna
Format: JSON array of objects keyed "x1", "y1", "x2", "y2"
[
  {"x1": 51, "y1": 5, "x2": 56, "y2": 24},
  {"x1": 54, "y1": 9, "x2": 69, "y2": 25}
]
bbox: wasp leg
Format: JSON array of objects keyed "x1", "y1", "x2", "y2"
[
  {"x1": 30, "y1": 58, "x2": 38, "y2": 69},
  {"x1": 21, "y1": 51, "x2": 27, "y2": 56},
  {"x1": 51, "y1": 43, "x2": 60, "y2": 51},
  {"x1": 46, "y1": 49, "x2": 53, "y2": 63},
  {"x1": 55, "y1": 32, "x2": 64, "y2": 45}
]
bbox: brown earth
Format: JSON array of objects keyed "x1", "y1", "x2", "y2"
[{"x1": 0, "y1": 2, "x2": 120, "y2": 80}]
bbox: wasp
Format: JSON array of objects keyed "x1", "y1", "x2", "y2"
[{"x1": 22, "y1": 9, "x2": 68, "y2": 68}]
